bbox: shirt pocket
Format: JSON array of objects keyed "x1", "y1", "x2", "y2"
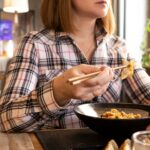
[
  {"x1": 39, "y1": 69, "x2": 63, "y2": 84},
  {"x1": 45, "y1": 69, "x2": 63, "y2": 81}
]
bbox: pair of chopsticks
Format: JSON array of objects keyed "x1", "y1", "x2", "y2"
[{"x1": 68, "y1": 64, "x2": 128, "y2": 85}]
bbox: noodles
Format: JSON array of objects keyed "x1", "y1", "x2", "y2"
[{"x1": 101, "y1": 109, "x2": 142, "y2": 119}]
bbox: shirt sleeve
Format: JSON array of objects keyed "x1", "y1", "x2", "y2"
[
  {"x1": 123, "y1": 62, "x2": 150, "y2": 104},
  {"x1": 0, "y1": 33, "x2": 65, "y2": 132},
  {"x1": 119, "y1": 39, "x2": 150, "y2": 104}
]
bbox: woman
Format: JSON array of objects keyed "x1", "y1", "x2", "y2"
[{"x1": 0, "y1": 0, "x2": 149, "y2": 132}]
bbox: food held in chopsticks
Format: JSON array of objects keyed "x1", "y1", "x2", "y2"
[
  {"x1": 101, "y1": 109, "x2": 142, "y2": 119},
  {"x1": 68, "y1": 64, "x2": 129, "y2": 85},
  {"x1": 121, "y1": 59, "x2": 135, "y2": 80},
  {"x1": 68, "y1": 59, "x2": 135, "y2": 85}
]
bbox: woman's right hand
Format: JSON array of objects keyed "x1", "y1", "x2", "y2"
[{"x1": 53, "y1": 64, "x2": 114, "y2": 106}]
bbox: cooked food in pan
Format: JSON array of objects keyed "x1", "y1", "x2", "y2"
[{"x1": 101, "y1": 109, "x2": 142, "y2": 119}]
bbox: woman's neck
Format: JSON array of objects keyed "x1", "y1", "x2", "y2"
[
  {"x1": 72, "y1": 11, "x2": 96, "y2": 39},
  {"x1": 71, "y1": 17, "x2": 97, "y2": 62}
]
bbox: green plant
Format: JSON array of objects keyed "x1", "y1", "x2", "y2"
[
  {"x1": 142, "y1": 49, "x2": 150, "y2": 68},
  {"x1": 141, "y1": 18, "x2": 150, "y2": 68}
]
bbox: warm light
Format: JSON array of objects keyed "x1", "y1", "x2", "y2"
[
  {"x1": 6, "y1": 40, "x2": 14, "y2": 58},
  {"x1": 3, "y1": 0, "x2": 29, "y2": 13},
  {"x1": 2, "y1": 40, "x2": 14, "y2": 58}
]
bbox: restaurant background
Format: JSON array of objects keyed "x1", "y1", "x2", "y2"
[
  {"x1": 0, "y1": 0, "x2": 150, "y2": 93},
  {"x1": 0, "y1": 0, "x2": 42, "y2": 58}
]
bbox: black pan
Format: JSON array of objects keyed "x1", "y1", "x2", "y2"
[{"x1": 74, "y1": 103, "x2": 150, "y2": 139}]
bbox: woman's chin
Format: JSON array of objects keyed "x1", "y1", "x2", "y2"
[{"x1": 95, "y1": 10, "x2": 108, "y2": 18}]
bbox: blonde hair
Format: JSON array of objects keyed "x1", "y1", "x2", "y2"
[{"x1": 41, "y1": 0, "x2": 116, "y2": 34}]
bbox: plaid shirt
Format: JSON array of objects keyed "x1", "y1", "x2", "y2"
[{"x1": 0, "y1": 28, "x2": 150, "y2": 132}]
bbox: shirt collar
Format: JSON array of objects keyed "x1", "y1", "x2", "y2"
[{"x1": 42, "y1": 26, "x2": 108, "y2": 44}]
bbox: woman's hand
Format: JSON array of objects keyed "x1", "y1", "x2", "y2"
[{"x1": 53, "y1": 64, "x2": 114, "y2": 106}]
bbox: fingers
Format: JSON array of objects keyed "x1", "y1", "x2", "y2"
[
  {"x1": 82, "y1": 66, "x2": 114, "y2": 87},
  {"x1": 54, "y1": 64, "x2": 114, "y2": 103},
  {"x1": 72, "y1": 83, "x2": 109, "y2": 101},
  {"x1": 91, "y1": 83, "x2": 110, "y2": 97},
  {"x1": 69, "y1": 65, "x2": 113, "y2": 100},
  {"x1": 78, "y1": 64, "x2": 102, "y2": 74}
]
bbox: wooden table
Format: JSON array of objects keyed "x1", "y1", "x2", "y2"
[
  {"x1": 0, "y1": 132, "x2": 44, "y2": 150},
  {"x1": 0, "y1": 128, "x2": 108, "y2": 150}
]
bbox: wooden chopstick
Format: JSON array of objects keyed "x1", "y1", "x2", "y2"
[{"x1": 68, "y1": 65, "x2": 128, "y2": 85}]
